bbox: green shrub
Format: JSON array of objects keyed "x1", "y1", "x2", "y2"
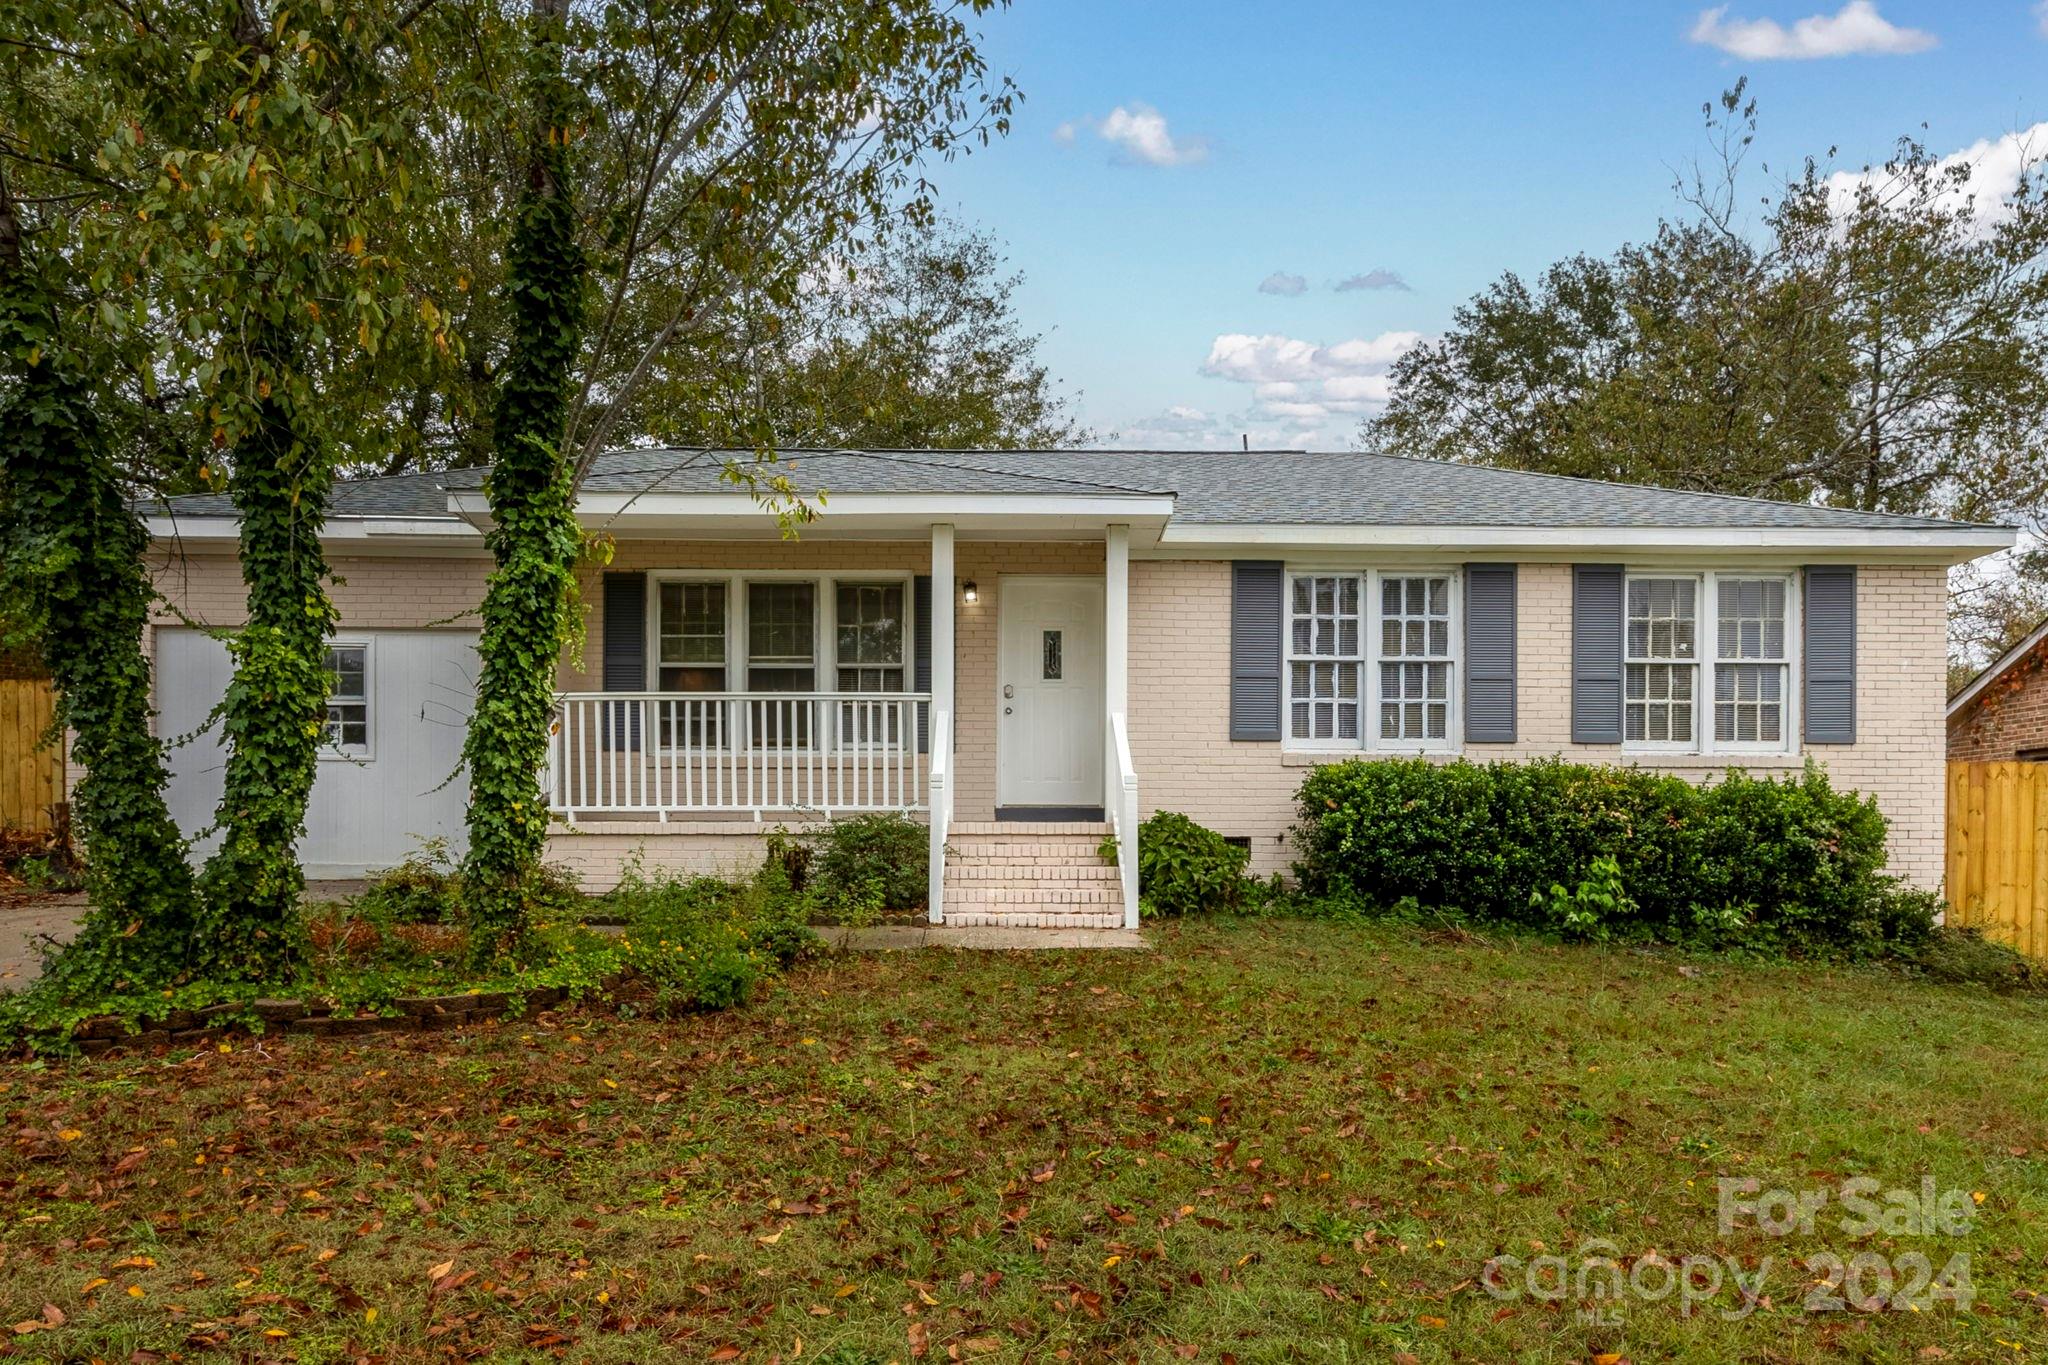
[
  {"x1": 1910, "y1": 925, "x2": 2045, "y2": 991},
  {"x1": 1530, "y1": 853, "x2": 1631, "y2": 941},
  {"x1": 354, "y1": 839, "x2": 462, "y2": 924},
  {"x1": 606, "y1": 858, "x2": 818, "y2": 1013},
  {"x1": 801, "y1": 812, "x2": 926, "y2": 915},
  {"x1": 1294, "y1": 757, "x2": 1935, "y2": 956},
  {"x1": 1136, "y1": 811, "x2": 1250, "y2": 916}
]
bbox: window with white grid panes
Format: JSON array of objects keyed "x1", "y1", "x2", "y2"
[
  {"x1": 1378, "y1": 575, "x2": 1453, "y2": 744},
  {"x1": 1713, "y1": 576, "x2": 1790, "y2": 747},
  {"x1": 1624, "y1": 576, "x2": 1698, "y2": 745},
  {"x1": 1287, "y1": 574, "x2": 1363, "y2": 743}
]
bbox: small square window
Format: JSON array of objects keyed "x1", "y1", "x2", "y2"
[{"x1": 322, "y1": 644, "x2": 369, "y2": 754}]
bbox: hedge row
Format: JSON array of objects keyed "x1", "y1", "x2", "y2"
[{"x1": 1293, "y1": 758, "x2": 1939, "y2": 955}]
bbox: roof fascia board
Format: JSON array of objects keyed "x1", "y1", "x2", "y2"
[
  {"x1": 1948, "y1": 617, "x2": 2048, "y2": 718},
  {"x1": 145, "y1": 515, "x2": 480, "y2": 544},
  {"x1": 450, "y1": 491, "x2": 1180, "y2": 520}
]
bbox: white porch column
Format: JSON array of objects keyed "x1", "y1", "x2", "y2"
[
  {"x1": 1105, "y1": 524, "x2": 1139, "y2": 927},
  {"x1": 928, "y1": 523, "x2": 955, "y2": 924},
  {"x1": 931, "y1": 522, "x2": 955, "y2": 746},
  {"x1": 1105, "y1": 524, "x2": 1129, "y2": 792}
]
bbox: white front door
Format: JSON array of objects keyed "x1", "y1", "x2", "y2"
[{"x1": 997, "y1": 576, "x2": 1104, "y2": 809}]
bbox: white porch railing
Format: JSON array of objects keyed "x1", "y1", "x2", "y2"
[
  {"x1": 1109, "y1": 712, "x2": 1140, "y2": 929},
  {"x1": 545, "y1": 691, "x2": 930, "y2": 819}
]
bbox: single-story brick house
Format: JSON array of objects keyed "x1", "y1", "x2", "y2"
[
  {"x1": 1948, "y1": 617, "x2": 2048, "y2": 761},
  {"x1": 140, "y1": 447, "x2": 2010, "y2": 927}
]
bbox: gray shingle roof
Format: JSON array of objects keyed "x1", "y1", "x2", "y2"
[{"x1": 147, "y1": 446, "x2": 1999, "y2": 533}]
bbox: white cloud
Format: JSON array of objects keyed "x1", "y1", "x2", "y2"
[
  {"x1": 1104, "y1": 406, "x2": 1320, "y2": 451},
  {"x1": 1258, "y1": 271, "x2": 1308, "y2": 296},
  {"x1": 1105, "y1": 330, "x2": 1424, "y2": 452},
  {"x1": 2037, "y1": 0, "x2": 2048, "y2": 36},
  {"x1": 1688, "y1": 2, "x2": 1935, "y2": 59},
  {"x1": 1334, "y1": 268, "x2": 1411, "y2": 293},
  {"x1": 1823, "y1": 121, "x2": 2048, "y2": 236},
  {"x1": 1187, "y1": 330, "x2": 1421, "y2": 445},
  {"x1": 1321, "y1": 374, "x2": 1395, "y2": 405},
  {"x1": 1201, "y1": 332, "x2": 1421, "y2": 385},
  {"x1": 1056, "y1": 103, "x2": 1208, "y2": 167}
]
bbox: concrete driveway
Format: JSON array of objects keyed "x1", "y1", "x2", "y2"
[
  {"x1": 0, "y1": 894, "x2": 85, "y2": 991},
  {"x1": 0, "y1": 881, "x2": 369, "y2": 990}
]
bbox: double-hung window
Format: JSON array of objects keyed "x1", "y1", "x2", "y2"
[
  {"x1": 835, "y1": 584, "x2": 906, "y2": 693},
  {"x1": 1288, "y1": 574, "x2": 1363, "y2": 744},
  {"x1": 656, "y1": 582, "x2": 727, "y2": 692},
  {"x1": 650, "y1": 574, "x2": 916, "y2": 750},
  {"x1": 1623, "y1": 572, "x2": 1797, "y2": 753},
  {"x1": 745, "y1": 582, "x2": 816, "y2": 747},
  {"x1": 1713, "y1": 576, "x2": 1790, "y2": 747},
  {"x1": 1378, "y1": 575, "x2": 1453, "y2": 745},
  {"x1": 1624, "y1": 576, "x2": 1698, "y2": 746},
  {"x1": 746, "y1": 582, "x2": 816, "y2": 693},
  {"x1": 655, "y1": 582, "x2": 727, "y2": 747},
  {"x1": 1285, "y1": 570, "x2": 1457, "y2": 751},
  {"x1": 836, "y1": 582, "x2": 906, "y2": 742},
  {"x1": 321, "y1": 643, "x2": 370, "y2": 756}
]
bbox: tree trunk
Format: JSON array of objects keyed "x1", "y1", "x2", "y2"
[
  {"x1": 0, "y1": 190, "x2": 202, "y2": 991},
  {"x1": 195, "y1": 317, "x2": 338, "y2": 975},
  {"x1": 459, "y1": 0, "x2": 587, "y2": 957}
]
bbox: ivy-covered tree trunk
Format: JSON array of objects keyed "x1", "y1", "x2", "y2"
[
  {"x1": 0, "y1": 196, "x2": 200, "y2": 990},
  {"x1": 195, "y1": 318, "x2": 339, "y2": 975},
  {"x1": 461, "y1": 0, "x2": 588, "y2": 956}
]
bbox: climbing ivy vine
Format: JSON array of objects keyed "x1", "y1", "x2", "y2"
[
  {"x1": 0, "y1": 194, "x2": 201, "y2": 992},
  {"x1": 1, "y1": 0, "x2": 451, "y2": 981},
  {"x1": 192, "y1": 318, "x2": 341, "y2": 972},
  {"x1": 460, "y1": 0, "x2": 589, "y2": 958}
]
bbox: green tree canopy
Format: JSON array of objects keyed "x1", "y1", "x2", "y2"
[
  {"x1": 1365, "y1": 84, "x2": 2048, "y2": 528},
  {"x1": 681, "y1": 218, "x2": 1088, "y2": 451}
]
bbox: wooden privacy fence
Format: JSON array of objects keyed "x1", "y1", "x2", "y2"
[
  {"x1": 0, "y1": 678, "x2": 65, "y2": 833},
  {"x1": 1945, "y1": 761, "x2": 2048, "y2": 962}
]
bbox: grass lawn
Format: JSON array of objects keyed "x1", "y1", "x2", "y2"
[{"x1": 3, "y1": 917, "x2": 2047, "y2": 1363}]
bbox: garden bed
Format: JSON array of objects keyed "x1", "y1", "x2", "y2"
[{"x1": 63, "y1": 981, "x2": 600, "y2": 1055}]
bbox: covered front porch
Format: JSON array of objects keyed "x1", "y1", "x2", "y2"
[{"x1": 533, "y1": 510, "x2": 1164, "y2": 928}]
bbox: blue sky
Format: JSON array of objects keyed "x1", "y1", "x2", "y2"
[{"x1": 927, "y1": 1, "x2": 2048, "y2": 450}]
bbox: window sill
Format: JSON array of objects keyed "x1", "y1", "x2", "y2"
[
  {"x1": 1621, "y1": 749, "x2": 1806, "y2": 767},
  {"x1": 1281, "y1": 748, "x2": 1460, "y2": 767}
]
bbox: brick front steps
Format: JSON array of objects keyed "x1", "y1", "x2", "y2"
[
  {"x1": 66, "y1": 984, "x2": 591, "y2": 1056},
  {"x1": 943, "y1": 822, "x2": 1129, "y2": 929}
]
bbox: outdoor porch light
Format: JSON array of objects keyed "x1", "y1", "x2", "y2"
[{"x1": 961, "y1": 580, "x2": 979, "y2": 604}]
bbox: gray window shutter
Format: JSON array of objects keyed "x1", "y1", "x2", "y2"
[
  {"x1": 1571, "y1": 564, "x2": 1624, "y2": 744},
  {"x1": 1230, "y1": 560, "x2": 1284, "y2": 741},
  {"x1": 601, "y1": 572, "x2": 645, "y2": 750},
  {"x1": 1464, "y1": 564, "x2": 1517, "y2": 742},
  {"x1": 913, "y1": 574, "x2": 932, "y2": 753},
  {"x1": 1803, "y1": 565, "x2": 1856, "y2": 744}
]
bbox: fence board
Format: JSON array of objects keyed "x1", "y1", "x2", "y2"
[
  {"x1": 1945, "y1": 760, "x2": 2048, "y2": 961},
  {"x1": 0, "y1": 679, "x2": 63, "y2": 833}
]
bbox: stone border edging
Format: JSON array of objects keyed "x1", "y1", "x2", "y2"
[{"x1": 67, "y1": 984, "x2": 582, "y2": 1055}]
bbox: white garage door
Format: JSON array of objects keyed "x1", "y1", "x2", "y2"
[{"x1": 157, "y1": 628, "x2": 481, "y2": 878}]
